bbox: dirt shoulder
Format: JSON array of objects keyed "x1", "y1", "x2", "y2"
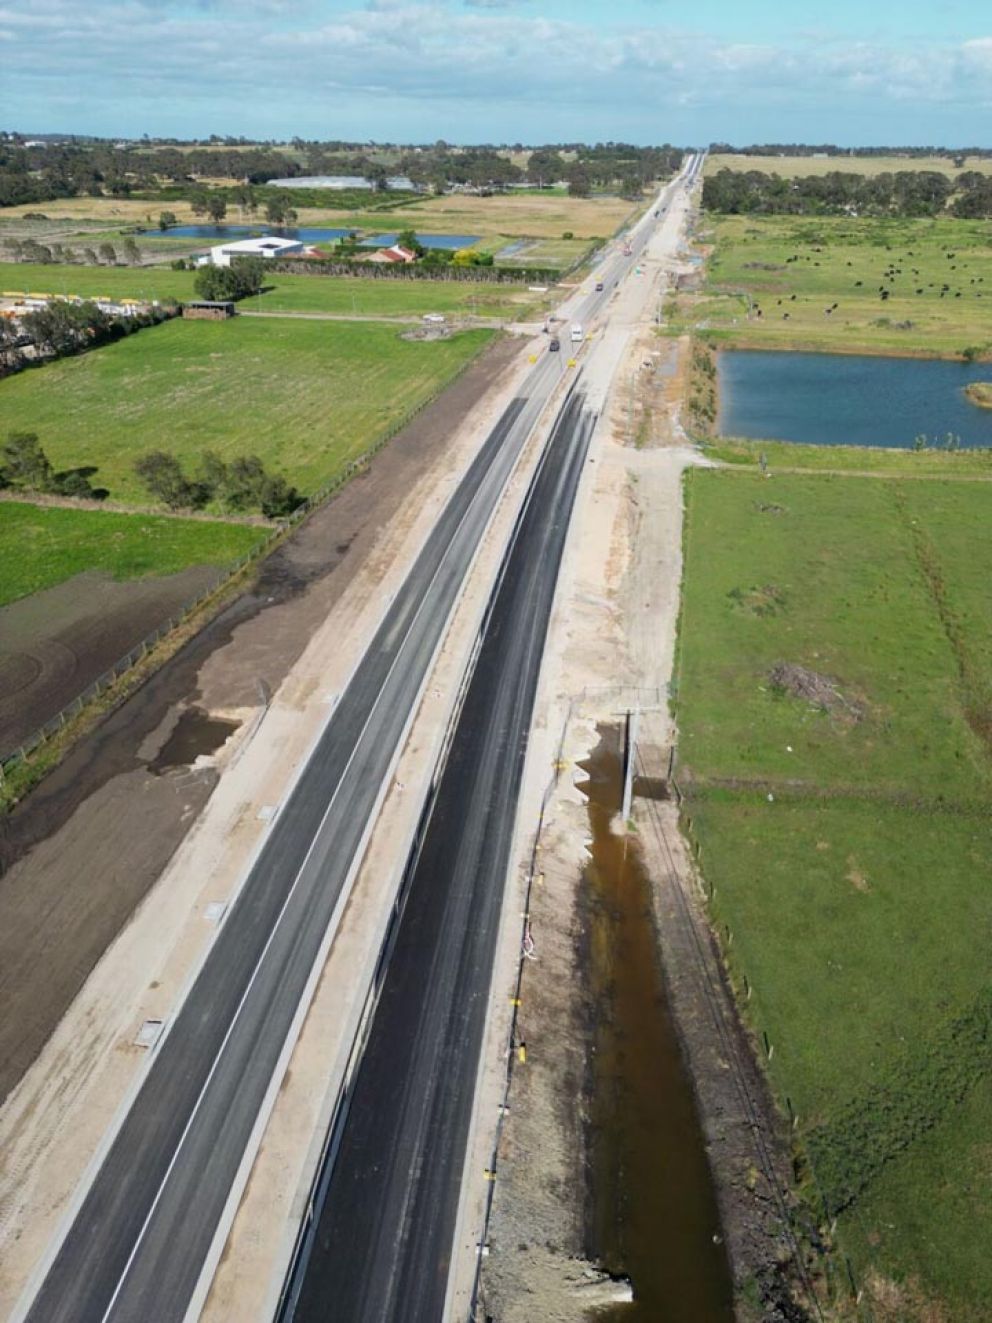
[{"x1": 0, "y1": 334, "x2": 520, "y2": 1110}]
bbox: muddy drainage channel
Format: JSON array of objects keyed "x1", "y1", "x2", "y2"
[{"x1": 579, "y1": 724, "x2": 734, "y2": 1321}]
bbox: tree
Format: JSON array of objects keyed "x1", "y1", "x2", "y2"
[
  {"x1": 190, "y1": 188, "x2": 210, "y2": 216},
  {"x1": 365, "y1": 165, "x2": 390, "y2": 193},
  {"x1": 99, "y1": 241, "x2": 117, "y2": 265},
  {"x1": 264, "y1": 190, "x2": 297, "y2": 225},
  {"x1": 566, "y1": 164, "x2": 592, "y2": 198},
  {"x1": 0, "y1": 320, "x2": 25, "y2": 378},
  {"x1": 123, "y1": 238, "x2": 141, "y2": 265},
  {"x1": 158, "y1": 210, "x2": 178, "y2": 230},
  {"x1": 134, "y1": 450, "x2": 195, "y2": 509},
  {"x1": 259, "y1": 473, "x2": 302, "y2": 518},
  {"x1": 395, "y1": 228, "x2": 424, "y2": 256},
  {"x1": 2, "y1": 432, "x2": 54, "y2": 491},
  {"x1": 193, "y1": 255, "x2": 266, "y2": 302},
  {"x1": 206, "y1": 194, "x2": 228, "y2": 223}
]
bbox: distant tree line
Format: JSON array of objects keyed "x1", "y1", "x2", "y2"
[
  {"x1": 702, "y1": 168, "x2": 992, "y2": 218},
  {"x1": 4, "y1": 236, "x2": 143, "y2": 265},
  {"x1": 0, "y1": 136, "x2": 683, "y2": 208},
  {"x1": 710, "y1": 143, "x2": 992, "y2": 161},
  {"x1": 134, "y1": 450, "x2": 302, "y2": 518}
]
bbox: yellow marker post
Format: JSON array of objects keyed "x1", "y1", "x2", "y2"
[
  {"x1": 517, "y1": 1044, "x2": 527, "y2": 1064},
  {"x1": 509, "y1": 997, "x2": 521, "y2": 1007},
  {"x1": 528, "y1": 353, "x2": 537, "y2": 363},
  {"x1": 483, "y1": 1169, "x2": 497, "y2": 1182},
  {"x1": 567, "y1": 358, "x2": 577, "y2": 368}
]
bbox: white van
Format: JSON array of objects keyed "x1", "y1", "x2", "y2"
[{"x1": 570, "y1": 324, "x2": 584, "y2": 344}]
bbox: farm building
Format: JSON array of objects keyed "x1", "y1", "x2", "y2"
[
  {"x1": 182, "y1": 300, "x2": 236, "y2": 321},
  {"x1": 364, "y1": 244, "x2": 418, "y2": 266},
  {"x1": 197, "y1": 236, "x2": 306, "y2": 268}
]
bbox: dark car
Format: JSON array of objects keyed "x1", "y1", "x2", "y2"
[
  {"x1": 595, "y1": 281, "x2": 604, "y2": 291},
  {"x1": 549, "y1": 338, "x2": 561, "y2": 352}
]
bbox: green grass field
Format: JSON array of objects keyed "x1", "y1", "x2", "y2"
[
  {"x1": 704, "y1": 153, "x2": 992, "y2": 180},
  {"x1": 0, "y1": 501, "x2": 263, "y2": 607},
  {"x1": 0, "y1": 317, "x2": 494, "y2": 503},
  {"x1": 676, "y1": 461, "x2": 992, "y2": 1318},
  {"x1": 672, "y1": 215, "x2": 992, "y2": 356},
  {"x1": 0, "y1": 261, "x2": 535, "y2": 319}
]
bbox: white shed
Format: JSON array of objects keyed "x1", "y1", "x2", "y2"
[{"x1": 199, "y1": 236, "x2": 306, "y2": 268}]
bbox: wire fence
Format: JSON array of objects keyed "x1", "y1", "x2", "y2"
[{"x1": 0, "y1": 356, "x2": 482, "y2": 780}]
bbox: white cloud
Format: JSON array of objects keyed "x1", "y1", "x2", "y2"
[{"x1": 3, "y1": 1, "x2": 992, "y2": 139}]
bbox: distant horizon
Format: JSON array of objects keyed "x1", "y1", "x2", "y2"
[{"x1": 6, "y1": 133, "x2": 992, "y2": 154}]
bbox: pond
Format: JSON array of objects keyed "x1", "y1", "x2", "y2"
[
  {"x1": 719, "y1": 350, "x2": 992, "y2": 449},
  {"x1": 147, "y1": 225, "x2": 481, "y2": 250}
]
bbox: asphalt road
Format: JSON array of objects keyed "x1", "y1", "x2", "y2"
[
  {"x1": 19, "y1": 157, "x2": 699, "y2": 1323},
  {"x1": 283, "y1": 389, "x2": 597, "y2": 1323},
  {"x1": 19, "y1": 358, "x2": 558, "y2": 1323}
]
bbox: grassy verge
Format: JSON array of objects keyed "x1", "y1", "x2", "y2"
[
  {"x1": 670, "y1": 215, "x2": 992, "y2": 357},
  {"x1": 0, "y1": 501, "x2": 264, "y2": 607},
  {"x1": 0, "y1": 317, "x2": 495, "y2": 503},
  {"x1": 675, "y1": 464, "x2": 992, "y2": 1319},
  {"x1": 706, "y1": 436, "x2": 992, "y2": 475},
  {"x1": 0, "y1": 261, "x2": 535, "y2": 318}
]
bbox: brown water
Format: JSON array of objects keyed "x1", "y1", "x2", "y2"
[
  {"x1": 149, "y1": 707, "x2": 240, "y2": 773},
  {"x1": 580, "y1": 726, "x2": 734, "y2": 1322}
]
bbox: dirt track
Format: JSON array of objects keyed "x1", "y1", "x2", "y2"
[{"x1": 0, "y1": 335, "x2": 520, "y2": 1106}]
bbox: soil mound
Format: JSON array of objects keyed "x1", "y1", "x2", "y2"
[{"x1": 769, "y1": 661, "x2": 863, "y2": 721}]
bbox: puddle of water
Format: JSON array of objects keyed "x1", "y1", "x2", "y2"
[
  {"x1": 580, "y1": 725, "x2": 734, "y2": 1322},
  {"x1": 149, "y1": 707, "x2": 240, "y2": 773}
]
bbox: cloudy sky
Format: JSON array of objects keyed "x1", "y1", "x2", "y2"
[{"x1": 3, "y1": 0, "x2": 992, "y2": 145}]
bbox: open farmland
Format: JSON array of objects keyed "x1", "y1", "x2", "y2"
[
  {"x1": 0, "y1": 501, "x2": 263, "y2": 607},
  {"x1": 0, "y1": 317, "x2": 494, "y2": 503},
  {"x1": 705, "y1": 153, "x2": 992, "y2": 179},
  {"x1": 675, "y1": 458, "x2": 992, "y2": 1319},
  {"x1": 273, "y1": 189, "x2": 638, "y2": 243},
  {"x1": 0, "y1": 261, "x2": 537, "y2": 319},
  {"x1": 671, "y1": 214, "x2": 992, "y2": 356}
]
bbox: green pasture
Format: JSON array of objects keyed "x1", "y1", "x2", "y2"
[
  {"x1": 0, "y1": 261, "x2": 535, "y2": 319},
  {"x1": 0, "y1": 501, "x2": 263, "y2": 607},
  {"x1": 676, "y1": 463, "x2": 992, "y2": 1317},
  {"x1": 0, "y1": 316, "x2": 494, "y2": 503},
  {"x1": 672, "y1": 215, "x2": 992, "y2": 356}
]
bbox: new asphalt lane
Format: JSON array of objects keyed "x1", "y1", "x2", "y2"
[
  {"x1": 20, "y1": 367, "x2": 561, "y2": 1323},
  {"x1": 281, "y1": 389, "x2": 596, "y2": 1323}
]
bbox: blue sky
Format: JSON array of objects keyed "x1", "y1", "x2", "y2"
[{"x1": 3, "y1": 0, "x2": 992, "y2": 145}]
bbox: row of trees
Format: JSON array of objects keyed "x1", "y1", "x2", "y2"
[
  {"x1": 1, "y1": 431, "x2": 101, "y2": 497},
  {"x1": 134, "y1": 450, "x2": 301, "y2": 517},
  {"x1": 710, "y1": 142, "x2": 992, "y2": 161},
  {"x1": 1, "y1": 300, "x2": 174, "y2": 377},
  {"x1": 702, "y1": 168, "x2": 992, "y2": 218},
  {"x1": 5, "y1": 237, "x2": 143, "y2": 265}
]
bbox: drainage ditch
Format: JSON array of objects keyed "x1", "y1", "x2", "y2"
[{"x1": 579, "y1": 724, "x2": 734, "y2": 1321}]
